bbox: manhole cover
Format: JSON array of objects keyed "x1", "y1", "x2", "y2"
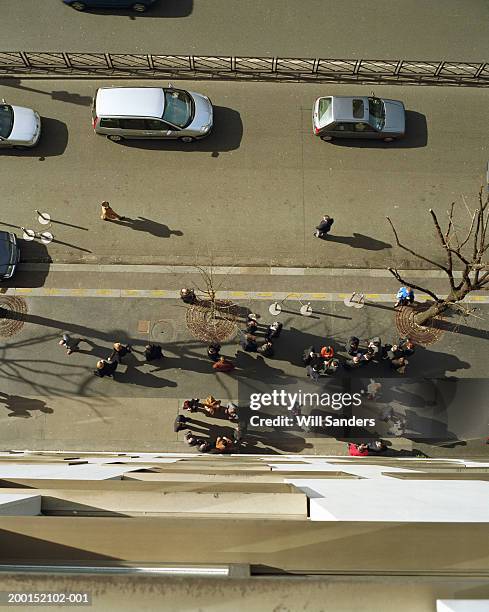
[{"x1": 0, "y1": 296, "x2": 28, "y2": 337}]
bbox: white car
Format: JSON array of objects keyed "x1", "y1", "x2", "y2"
[
  {"x1": 92, "y1": 86, "x2": 213, "y2": 143},
  {"x1": 0, "y1": 100, "x2": 41, "y2": 148}
]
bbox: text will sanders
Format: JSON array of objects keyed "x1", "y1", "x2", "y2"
[{"x1": 249, "y1": 390, "x2": 363, "y2": 411}]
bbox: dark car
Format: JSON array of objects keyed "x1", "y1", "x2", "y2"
[
  {"x1": 63, "y1": 0, "x2": 157, "y2": 12},
  {"x1": 0, "y1": 232, "x2": 20, "y2": 280}
]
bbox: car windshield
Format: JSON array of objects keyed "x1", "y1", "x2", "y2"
[
  {"x1": 162, "y1": 89, "x2": 193, "y2": 128},
  {"x1": 0, "y1": 104, "x2": 14, "y2": 139},
  {"x1": 368, "y1": 97, "x2": 385, "y2": 130},
  {"x1": 318, "y1": 97, "x2": 332, "y2": 124}
]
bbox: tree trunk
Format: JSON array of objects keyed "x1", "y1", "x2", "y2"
[{"x1": 413, "y1": 301, "x2": 450, "y2": 326}]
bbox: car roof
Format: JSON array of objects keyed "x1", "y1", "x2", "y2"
[
  {"x1": 331, "y1": 96, "x2": 370, "y2": 122},
  {"x1": 95, "y1": 87, "x2": 165, "y2": 118}
]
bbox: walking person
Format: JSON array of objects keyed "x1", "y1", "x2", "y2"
[
  {"x1": 94, "y1": 358, "x2": 118, "y2": 378},
  {"x1": 394, "y1": 286, "x2": 414, "y2": 308},
  {"x1": 144, "y1": 344, "x2": 163, "y2": 361},
  {"x1": 180, "y1": 288, "x2": 196, "y2": 304},
  {"x1": 265, "y1": 321, "x2": 283, "y2": 341},
  {"x1": 58, "y1": 333, "x2": 86, "y2": 355},
  {"x1": 110, "y1": 342, "x2": 132, "y2": 363},
  {"x1": 100, "y1": 201, "x2": 126, "y2": 222},
  {"x1": 347, "y1": 336, "x2": 360, "y2": 356},
  {"x1": 207, "y1": 342, "x2": 221, "y2": 362},
  {"x1": 246, "y1": 313, "x2": 260, "y2": 334},
  {"x1": 314, "y1": 214, "x2": 334, "y2": 239},
  {"x1": 212, "y1": 356, "x2": 235, "y2": 373},
  {"x1": 257, "y1": 340, "x2": 274, "y2": 357},
  {"x1": 240, "y1": 334, "x2": 258, "y2": 352}
]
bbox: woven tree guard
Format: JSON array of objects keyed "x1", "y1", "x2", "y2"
[
  {"x1": 395, "y1": 303, "x2": 445, "y2": 346},
  {"x1": 0, "y1": 296, "x2": 28, "y2": 337},
  {"x1": 184, "y1": 263, "x2": 240, "y2": 343},
  {"x1": 386, "y1": 188, "x2": 489, "y2": 339}
]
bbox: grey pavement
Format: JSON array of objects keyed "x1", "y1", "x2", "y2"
[
  {"x1": 1, "y1": 79, "x2": 488, "y2": 270},
  {"x1": 1, "y1": 286, "x2": 488, "y2": 456},
  {"x1": 3, "y1": 0, "x2": 489, "y2": 60}
]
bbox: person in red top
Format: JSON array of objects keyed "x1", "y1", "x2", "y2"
[
  {"x1": 212, "y1": 357, "x2": 235, "y2": 373},
  {"x1": 348, "y1": 443, "x2": 369, "y2": 456},
  {"x1": 320, "y1": 345, "x2": 334, "y2": 359}
]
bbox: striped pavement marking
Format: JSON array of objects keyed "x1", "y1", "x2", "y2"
[{"x1": 1, "y1": 287, "x2": 489, "y2": 303}]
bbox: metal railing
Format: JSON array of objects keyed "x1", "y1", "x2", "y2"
[{"x1": 0, "y1": 52, "x2": 488, "y2": 85}]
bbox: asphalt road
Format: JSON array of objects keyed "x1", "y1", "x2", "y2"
[
  {"x1": 0, "y1": 78, "x2": 487, "y2": 269},
  {"x1": 3, "y1": 1, "x2": 489, "y2": 60}
]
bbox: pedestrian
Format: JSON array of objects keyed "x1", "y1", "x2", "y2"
[
  {"x1": 398, "y1": 337, "x2": 416, "y2": 357},
  {"x1": 366, "y1": 379, "x2": 382, "y2": 400},
  {"x1": 180, "y1": 288, "x2": 197, "y2": 304},
  {"x1": 348, "y1": 443, "x2": 369, "y2": 457},
  {"x1": 314, "y1": 214, "x2": 334, "y2": 239},
  {"x1": 265, "y1": 321, "x2": 283, "y2": 341},
  {"x1": 323, "y1": 357, "x2": 339, "y2": 375},
  {"x1": 386, "y1": 344, "x2": 403, "y2": 360},
  {"x1": 391, "y1": 356, "x2": 409, "y2": 375},
  {"x1": 214, "y1": 436, "x2": 234, "y2": 453},
  {"x1": 246, "y1": 316, "x2": 259, "y2": 334},
  {"x1": 320, "y1": 345, "x2": 334, "y2": 360},
  {"x1": 110, "y1": 342, "x2": 132, "y2": 363},
  {"x1": 94, "y1": 358, "x2": 118, "y2": 378},
  {"x1": 302, "y1": 346, "x2": 319, "y2": 366},
  {"x1": 58, "y1": 333, "x2": 86, "y2": 355},
  {"x1": 366, "y1": 440, "x2": 388, "y2": 454},
  {"x1": 174, "y1": 414, "x2": 188, "y2": 432},
  {"x1": 225, "y1": 402, "x2": 239, "y2": 422},
  {"x1": 240, "y1": 334, "x2": 258, "y2": 352},
  {"x1": 343, "y1": 354, "x2": 363, "y2": 369},
  {"x1": 184, "y1": 431, "x2": 199, "y2": 446},
  {"x1": 100, "y1": 201, "x2": 126, "y2": 221},
  {"x1": 207, "y1": 342, "x2": 221, "y2": 362},
  {"x1": 144, "y1": 344, "x2": 163, "y2": 361},
  {"x1": 347, "y1": 336, "x2": 360, "y2": 356},
  {"x1": 257, "y1": 340, "x2": 274, "y2": 357},
  {"x1": 367, "y1": 337, "x2": 382, "y2": 361},
  {"x1": 212, "y1": 356, "x2": 235, "y2": 373},
  {"x1": 203, "y1": 395, "x2": 222, "y2": 417},
  {"x1": 198, "y1": 441, "x2": 211, "y2": 453},
  {"x1": 182, "y1": 398, "x2": 199, "y2": 412},
  {"x1": 394, "y1": 286, "x2": 414, "y2": 308}
]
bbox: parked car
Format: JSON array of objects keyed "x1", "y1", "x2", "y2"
[
  {"x1": 92, "y1": 86, "x2": 213, "y2": 143},
  {"x1": 62, "y1": 0, "x2": 157, "y2": 12},
  {"x1": 312, "y1": 95, "x2": 405, "y2": 142},
  {"x1": 0, "y1": 100, "x2": 41, "y2": 148},
  {"x1": 0, "y1": 232, "x2": 20, "y2": 280}
]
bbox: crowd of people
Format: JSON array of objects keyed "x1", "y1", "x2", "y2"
[
  {"x1": 303, "y1": 335, "x2": 416, "y2": 381},
  {"x1": 174, "y1": 396, "x2": 246, "y2": 454}
]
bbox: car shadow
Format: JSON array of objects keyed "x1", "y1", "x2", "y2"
[
  {"x1": 78, "y1": 0, "x2": 193, "y2": 18},
  {"x1": 329, "y1": 111, "x2": 427, "y2": 149},
  {"x1": 116, "y1": 106, "x2": 243, "y2": 153},
  {"x1": 0, "y1": 117, "x2": 68, "y2": 158}
]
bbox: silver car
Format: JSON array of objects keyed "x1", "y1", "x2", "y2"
[
  {"x1": 312, "y1": 95, "x2": 405, "y2": 142},
  {"x1": 92, "y1": 86, "x2": 213, "y2": 143},
  {"x1": 0, "y1": 100, "x2": 41, "y2": 148}
]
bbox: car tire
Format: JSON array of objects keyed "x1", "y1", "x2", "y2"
[
  {"x1": 70, "y1": 1, "x2": 87, "y2": 10},
  {"x1": 180, "y1": 136, "x2": 194, "y2": 143},
  {"x1": 132, "y1": 3, "x2": 147, "y2": 11},
  {"x1": 320, "y1": 135, "x2": 333, "y2": 141},
  {"x1": 383, "y1": 137, "x2": 394, "y2": 142},
  {"x1": 107, "y1": 135, "x2": 124, "y2": 142}
]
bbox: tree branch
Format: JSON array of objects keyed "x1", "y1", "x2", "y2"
[
  {"x1": 387, "y1": 267, "x2": 442, "y2": 303},
  {"x1": 386, "y1": 216, "x2": 448, "y2": 272}
]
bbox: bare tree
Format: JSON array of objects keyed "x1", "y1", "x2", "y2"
[
  {"x1": 184, "y1": 259, "x2": 240, "y2": 343},
  {"x1": 387, "y1": 188, "x2": 489, "y2": 327}
]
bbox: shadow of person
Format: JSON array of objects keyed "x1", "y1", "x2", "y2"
[
  {"x1": 0, "y1": 393, "x2": 53, "y2": 418},
  {"x1": 318, "y1": 233, "x2": 392, "y2": 250},
  {"x1": 113, "y1": 217, "x2": 183, "y2": 238},
  {"x1": 116, "y1": 365, "x2": 177, "y2": 388}
]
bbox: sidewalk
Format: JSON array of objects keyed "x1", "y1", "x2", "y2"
[{"x1": 1, "y1": 271, "x2": 488, "y2": 457}]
